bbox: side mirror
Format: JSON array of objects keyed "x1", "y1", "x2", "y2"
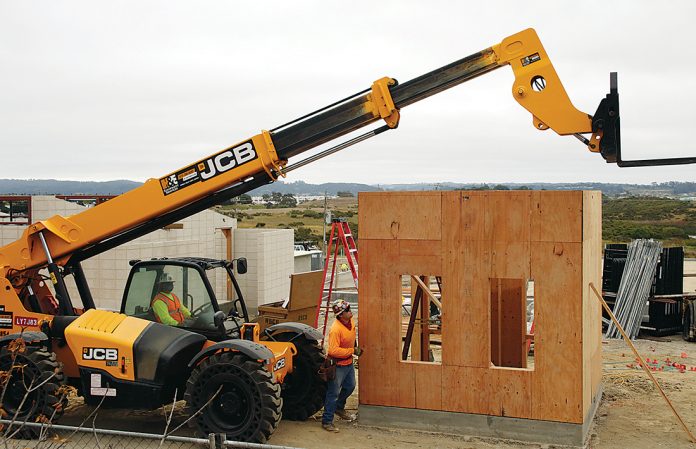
[
  {"x1": 236, "y1": 258, "x2": 248, "y2": 275},
  {"x1": 213, "y1": 310, "x2": 226, "y2": 328}
]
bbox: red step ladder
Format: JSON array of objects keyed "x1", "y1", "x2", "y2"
[{"x1": 315, "y1": 218, "x2": 358, "y2": 340}]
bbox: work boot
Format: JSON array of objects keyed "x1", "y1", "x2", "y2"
[
  {"x1": 335, "y1": 409, "x2": 356, "y2": 422},
  {"x1": 322, "y1": 422, "x2": 339, "y2": 432}
]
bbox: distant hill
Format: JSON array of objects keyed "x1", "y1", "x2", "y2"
[
  {"x1": 0, "y1": 179, "x2": 694, "y2": 198},
  {"x1": 249, "y1": 181, "x2": 381, "y2": 196},
  {"x1": 251, "y1": 181, "x2": 696, "y2": 197},
  {"x1": 383, "y1": 182, "x2": 696, "y2": 197},
  {"x1": 0, "y1": 179, "x2": 141, "y2": 195}
]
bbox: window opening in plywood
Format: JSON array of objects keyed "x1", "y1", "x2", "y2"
[
  {"x1": 526, "y1": 279, "x2": 535, "y2": 370},
  {"x1": 400, "y1": 274, "x2": 442, "y2": 364},
  {"x1": 490, "y1": 278, "x2": 535, "y2": 370}
]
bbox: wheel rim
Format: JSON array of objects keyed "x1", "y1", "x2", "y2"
[
  {"x1": 209, "y1": 375, "x2": 253, "y2": 430},
  {"x1": 198, "y1": 367, "x2": 261, "y2": 435}
]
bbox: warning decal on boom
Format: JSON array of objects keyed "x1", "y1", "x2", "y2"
[{"x1": 159, "y1": 139, "x2": 259, "y2": 195}]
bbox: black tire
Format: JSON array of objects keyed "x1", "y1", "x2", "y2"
[
  {"x1": 0, "y1": 344, "x2": 68, "y2": 437},
  {"x1": 184, "y1": 352, "x2": 282, "y2": 443},
  {"x1": 271, "y1": 333, "x2": 327, "y2": 421}
]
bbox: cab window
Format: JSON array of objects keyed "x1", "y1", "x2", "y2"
[
  {"x1": 123, "y1": 269, "x2": 158, "y2": 318},
  {"x1": 122, "y1": 264, "x2": 217, "y2": 331}
]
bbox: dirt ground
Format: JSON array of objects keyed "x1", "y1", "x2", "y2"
[
  {"x1": 589, "y1": 338, "x2": 696, "y2": 449},
  {"x1": 60, "y1": 336, "x2": 696, "y2": 449}
]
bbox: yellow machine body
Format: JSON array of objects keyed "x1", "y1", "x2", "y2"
[
  {"x1": 59, "y1": 310, "x2": 294, "y2": 384},
  {"x1": 63, "y1": 309, "x2": 148, "y2": 381}
]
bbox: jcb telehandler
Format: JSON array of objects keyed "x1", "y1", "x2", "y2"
[
  {"x1": 6, "y1": 255, "x2": 326, "y2": 443},
  {"x1": 0, "y1": 28, "x2": 693, "y2": 443}
]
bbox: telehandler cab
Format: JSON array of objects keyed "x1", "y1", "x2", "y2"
[
  {"x1": 120, "y1": 256, "x2": 326, "y2": 424},
  {"x1": 0, "y1": 28, "x2": 693, "y2": 443}
]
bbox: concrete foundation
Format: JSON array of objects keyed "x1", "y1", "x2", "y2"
[{"x1": 358, "y1": 386, "x2": 602, "y2": 447}]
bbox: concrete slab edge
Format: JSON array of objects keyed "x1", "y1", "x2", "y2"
[{"x1": 358, "y1": 385, "x2": 603, "y2": 448}]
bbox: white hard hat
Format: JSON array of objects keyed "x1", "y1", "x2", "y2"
[
  {"x1": 159, "y1": 273, "x2": 175, "y2": 283},
  {"x1": 331, "y1": 299, "x2": 351, "y2": 317}
]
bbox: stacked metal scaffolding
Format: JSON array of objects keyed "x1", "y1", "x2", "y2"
[{"x1": 604, "y1": 239, "x2": 662, "y2": 339}]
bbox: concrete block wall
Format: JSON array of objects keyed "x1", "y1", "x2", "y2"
[
  {"x1": 0, "y1": 226, "x2": 23, "y2": 246},
  {"x1": 31, "y1": 195, "x2": 86, "y2": 219},
  {"x1": 234, "y1": 228, "x2": 294, "y2": 314}
]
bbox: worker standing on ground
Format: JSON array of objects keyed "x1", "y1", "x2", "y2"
[
  {"x1": 151, "y1": 273, "x2": 191, "y2": 326},
  {"x1": 322, "y1": 299, "x2": 362, "y2": 432}
]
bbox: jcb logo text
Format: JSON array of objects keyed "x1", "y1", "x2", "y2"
[
  {"x1": 82, "y1": 348, "x2": 118, "y2": 361},
  {"x1": 199, "y1": 142, "x2": 257, "y2": 180}
]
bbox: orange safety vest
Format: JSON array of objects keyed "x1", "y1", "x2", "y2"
[
  {"x1": 328, "y1": 318, "x2": 356, "y2": 366},
  {"x1": 151, "y1": 292, "x2": 185, "y2": 324}
]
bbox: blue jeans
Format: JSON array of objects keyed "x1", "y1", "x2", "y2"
[{"x1": 322, "y1": 363, "x2": 355, "y2": 424}]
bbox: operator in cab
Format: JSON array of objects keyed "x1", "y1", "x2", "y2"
[{"x1": 151, "y1": 273, "x2": 191, "y2": 326}]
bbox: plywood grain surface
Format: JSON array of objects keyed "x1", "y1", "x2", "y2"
[{"x1": 358, "y1": 191, "x2": 602, "y2": 425}]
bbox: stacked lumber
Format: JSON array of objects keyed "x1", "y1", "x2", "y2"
[{"x1": 605, "y1": 239, "x2": 662, "y2": 339}]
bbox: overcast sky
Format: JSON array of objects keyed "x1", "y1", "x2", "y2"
[{"x1": 2, "y1": 1, "x2": 695, "y2": 185}]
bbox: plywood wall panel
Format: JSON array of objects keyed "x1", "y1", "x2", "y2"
[
  {"x1": 582, "y1": 191, "x2": 603, "y2": 417},
  {"x1": 442, "y1": 240, "x2": 490, "y2": 367},
  {"x1": 399, "y1": 240, "x2": 441, "y2": 256},
  {"x1": 384, "y1": 261, "x2": 410, "y2": 408},
  {"x1": 489, "y1": 368, "x2": 533, "y2": 418},
  {"x1": 486, "y1": 192, "x2": 531, "y2": 242},
  {"x1": 358, "y1": 192, "x2": 442, "y2": 240},
  {"x1": 374, "y1": 359, "x2": 416, "y2": 408},
  {"x1": 456, "y1": 192, "x2": 487, "y2": 241},
  {"x1": 442, "y1": 366, "x2": 492, "y2": 415},
  {"x1": 359, "y1": 239, "x2": 398, "y2": 405},
  {"x1": 396, "y1": 361, "x2": 416, "y2": 408},
  {"x1": 413, "y1": 362, "x2": 443, "y2": 410},
  {"x1": 490, "y1": 241, "x2": 531, "y2": 280},
  {"x1": 359, "y1": 190, "x2": 601, "y2": 425},
  {"x1": 531, "y1": 241, "x2": 584, "y2": 423},
  {"x1": 531, "y1": 191, "x2": 583, "y2": 243},
  {"x1": 440, "y1": 192, "x2": 463, "y2": 367},
  {"x1": 396, "y1": 253, "x2": 441, "y2": 278}
]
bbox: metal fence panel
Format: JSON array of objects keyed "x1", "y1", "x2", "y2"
[{"x1": 0, "y1": 421, "x2": 304, "y2": 449}]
